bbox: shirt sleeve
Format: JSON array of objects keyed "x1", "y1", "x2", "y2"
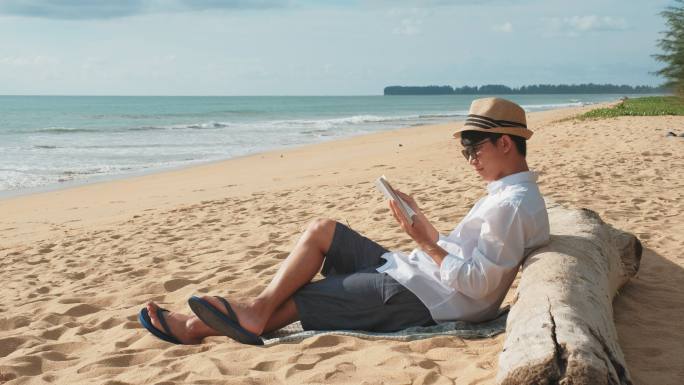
[{"x1": 439, "y1": 202, "x2": 526, "y2": 299}]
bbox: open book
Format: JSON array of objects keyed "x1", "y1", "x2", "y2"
[{"x1": 375, "y1": 175, "x2": 417, "y2": 225}]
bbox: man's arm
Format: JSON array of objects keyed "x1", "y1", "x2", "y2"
[
  {"x1": 388, "y1": 192, "x2": 448, "y2": 266},
  {"x1": 390, "y1": 192, "x2": 527, "y2": 299},
  {"x1": 417, "y1": 240, "x2": 449, "y2": 266},
  {"x1": 438, "y1": 202, "x2": 525, "y2": 299}
]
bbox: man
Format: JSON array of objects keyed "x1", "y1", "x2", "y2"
[{"x1": 138, "y1": 97, "x2": 550, "y2": 345}]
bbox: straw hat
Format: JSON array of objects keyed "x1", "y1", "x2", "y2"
[{"x1": 452, "y1": 97, "x2": 533, "y2": 139}]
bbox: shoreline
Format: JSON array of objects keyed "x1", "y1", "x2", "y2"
[
  {"x1": 0, "y1": 101, "x2": 613, "y2": 246},
  {"x1": 0, "y1": 100, "x2": 615, "y2": 202},
  {"x1": 0, "y1": 95, "x2": 628, "y2": 201},
  {"x1": 0, "y1": 127, "x2": 392, "y2": 201}
]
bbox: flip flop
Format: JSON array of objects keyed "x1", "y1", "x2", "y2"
[
  {"x1": 138, "y1": 307, "x2": 182, "y2": 345},
  {"x1": 187, "y1": 296, "x2": 264, "y2": 346}
]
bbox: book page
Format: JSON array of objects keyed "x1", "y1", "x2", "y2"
[{"x1": 375, "y1": 175, "x2": 416, "y2": 225}]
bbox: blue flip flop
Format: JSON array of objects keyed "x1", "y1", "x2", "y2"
[
  {"x1": 138, "y1": 307, "x2": 182, "y2": 345},
  {"x1": 188, "y1": 296, "x2": 264, "y2": 346}
]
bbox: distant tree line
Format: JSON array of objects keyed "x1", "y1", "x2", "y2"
[{"x1": 383, "y1": 84, "x2": 670, "y2": 95}]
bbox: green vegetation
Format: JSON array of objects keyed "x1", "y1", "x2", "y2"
[
  {"x1": 577, "y1": 96, "x2": 684, "y2": 119},
  {"x1": 653, "y1": 0, "x2": 684, "y2": 96}
]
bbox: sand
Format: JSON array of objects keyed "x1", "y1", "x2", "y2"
[{"x1": 0, "y1": 103, "x2": 682, "y2": 385}]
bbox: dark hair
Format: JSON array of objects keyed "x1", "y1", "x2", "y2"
[{"x1": 460, "y1": 130, "x2": 527, "y2": 157}]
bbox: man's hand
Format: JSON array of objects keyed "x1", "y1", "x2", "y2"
[
  {"x1": 389, "y1": 190, "x2": 439, "y2": 247},
  {"x1": 389, "y1": 190, "x2": 448, "y2": 265}
]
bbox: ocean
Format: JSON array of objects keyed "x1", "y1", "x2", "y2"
[{"x1": 0, "y1": 94, "x2": 633, "y2": 196}]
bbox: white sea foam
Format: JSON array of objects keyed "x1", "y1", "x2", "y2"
[
  {"x1": 25, "y1": 113, "x2": 459, "y2": 137},
  {"x1": 521, "y1": 101, "x2": 592, "y2": 111},
  {"x1": 35, "y1": 126, "x2": 100, "y2": 133}
]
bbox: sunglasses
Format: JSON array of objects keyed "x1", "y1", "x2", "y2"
[{"x1": 461, "y1": 138, "x2": 490, "y2": 161}]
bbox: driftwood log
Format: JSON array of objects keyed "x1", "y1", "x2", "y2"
[{"x1": 497, "y1": 203, "x2": 642, "y2": 385}]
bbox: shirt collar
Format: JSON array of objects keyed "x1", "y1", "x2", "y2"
[{"x1": 486, "y1": 171, "x2": 538, "y2": 195}]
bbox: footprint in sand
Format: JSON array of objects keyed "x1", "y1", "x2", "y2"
[
  {"x1": 0, "y1": 337, "x2": 29, "y2": 358},
  {"x1": 75, "y1": 316, "x2": 125, "y2": 335},
  {"x1": 39, "y1": 325, "x2": 69, "y2": 340},
  {"x1": 252, "y1": 359, "x2": 287, "y2": 372},
  {"x1": 246, "y1": 249, "x2": 261, "y2": 257},
  {"x1": 163, "y1": 278, "x2": 197, "y2": 292},
  {"x1": 270, "y1": 251, "x2": 289, "y2": 259},
  {"x1": 34, "y1": 286, "x2": 50, "y2": 294},
  {"x1": 248, "y1": 262, "x2": 274, "y2": 272},
  {"x1": 307, "y1": 361, "x2": 357, "y2": 383},
  {"x1": 303, "y1": 334, "x2": 343, "y2": 349},
  {"x1": 0, "y1": 373, "x2": 17, "y2": 382},
  {"x1": 76, "y1": 352, "x2": 157, "y2": 374},
  {"x1": 26, "y1": 257, "x2": 49, "y2": 265},
  {"x1": 113, "y1": 266, "x2": 134, "y2": 275},
  {"x1": 128, "y1": 268, "x2": 150, "y2": 278},
  {"x1": 62, "y1": 303, "x2": 101, "y2": 317},
  {"x1": 66, "y1": 272, "x2": 86, "y2": 281},
  {"x1": 37, "y1": 246, "x2": 54, "y2": 254},
  {"x1": 3, "y1": 355, "x2": 43, "y2": 377},
  {"x1": 218, "y1": 276, "x2": 237, "y2": 284}
]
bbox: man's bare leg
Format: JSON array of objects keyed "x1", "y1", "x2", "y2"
[
  {"x1": 199, "y1": 218, "x2": 336, "y2": 335},
  {"x1": 262, "y1": 298, "x2": 299, "y2": 334},
  {"x1": 146, "y1": 218, "x2": 336, "y2": 341}
]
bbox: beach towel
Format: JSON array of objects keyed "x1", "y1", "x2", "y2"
[{"x1": 261, "y1": 306, "x2": 508, "y2": 345}]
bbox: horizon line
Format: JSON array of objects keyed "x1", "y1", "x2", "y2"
[{"x1": 0, "y1": 92, "x2": 669, "y2": 98}]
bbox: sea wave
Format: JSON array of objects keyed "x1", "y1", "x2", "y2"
[
  {"x1": 186, "y1": 122, "x2": 229, "y2": 129},
  {"x1": 28, "y1": 121, "x2": 231, "y2": 134},
  {"x1": 521, "y1": 101, "x2": 592, "y2": 111},
  {"x1": 36, "y1": 127, "x2": 100, "y2": 134},
  {"x1": 88, "y1": 109, "x2": 264, "y2": 120},
  {"x1": 268, "y1": 112, "x2": 465, "y2": 132},
  {"x1": 25, "y1": 111, "x2": 465, "y2": 136},
  {"x1": 274, "y1": 114, "x2": 401, "y2": 128},
  {"x1": 29, "y1": 143, "x2": 226, "y2": 151},
  {"x1": 125, "y1": 126, "x2": 168, "y2": 132},
  {"x1": 130, "y1": 122, "x2": 229, "y2": 131},
  {"x1": 418, "y1": 112, "x2": 468, "y2": 118}
]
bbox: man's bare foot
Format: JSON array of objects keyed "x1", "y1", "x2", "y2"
[
  {"x1": 146, "y1": 302, "x2": 218, "y2": 344},
  {"x1": 199, "y1": 296, "x2": 266, "y2": 336}
]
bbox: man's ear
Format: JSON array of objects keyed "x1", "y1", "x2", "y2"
[{"x1": 501, "y1": 135, "x2": 513, "y2": 154}]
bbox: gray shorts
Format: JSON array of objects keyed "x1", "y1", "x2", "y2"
[{"x1": 292, "y1": 222, "x2": 435, "y2": 332}]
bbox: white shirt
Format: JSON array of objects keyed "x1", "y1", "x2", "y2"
[{"x1": 376, "y1": 171, "x2": 550, "y2": 323}]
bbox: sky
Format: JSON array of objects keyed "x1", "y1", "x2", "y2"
[{"x1": 0, "y1": 0, "x2": 674, "y2": 95}]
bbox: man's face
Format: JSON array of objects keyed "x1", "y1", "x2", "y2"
[{"x1": 462, "y1": 137, "x2": 506, "y2": 182}]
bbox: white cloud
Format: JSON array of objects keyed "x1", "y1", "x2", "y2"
[
  {"x1": 393, "y1": 17, "x2": 422, "y2": 36},
  {"x1": 389, "y1": 7, "x2": 428, "y2": 36},
  {"x1": 0, "y1": 55, "x2": 60, "y2": 67},
  {"x1": 0, "y1": 0, "x2": 290, "y2": 19},
  {"x1": 493, "y1": 21, "x2": 513, "y2": 33},
  {"x1": 543, "y1": 15, "x2": 628, "y2": 36}
]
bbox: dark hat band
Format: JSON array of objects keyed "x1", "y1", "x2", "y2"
[{"x1": 465, "y1": 114, "x2": 527, "y2": 129}]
